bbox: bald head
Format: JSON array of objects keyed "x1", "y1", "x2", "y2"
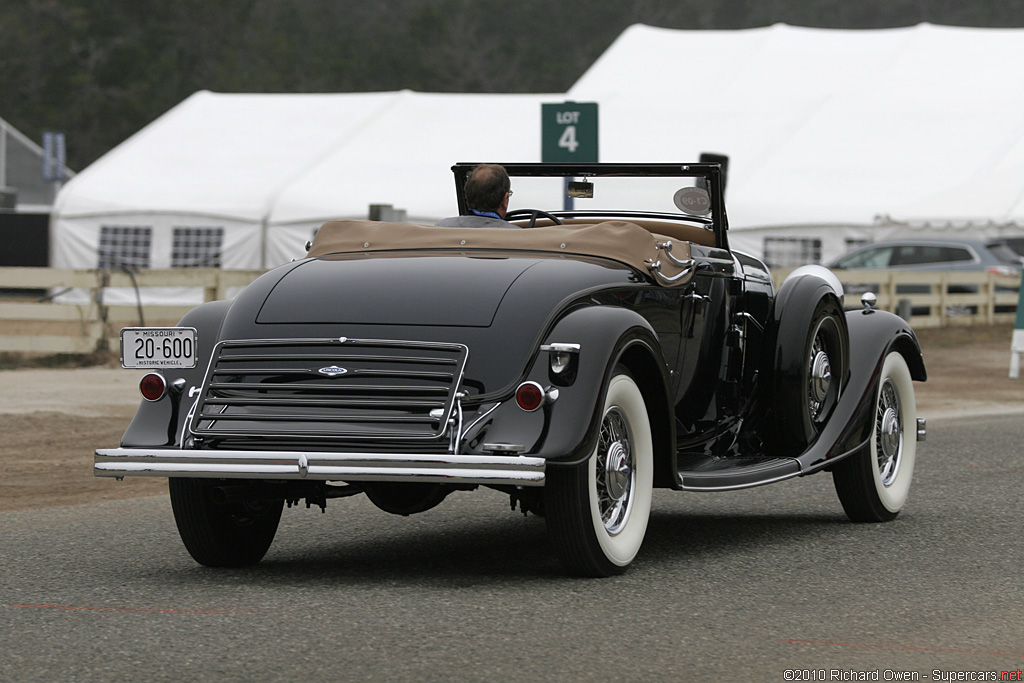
[{"x1": 465, "y1": 164, "x2": 511, "y2": 214}]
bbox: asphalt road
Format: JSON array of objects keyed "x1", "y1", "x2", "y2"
[{"x1": 2, "y1": 414, "x2": 1022, "y2": 682}]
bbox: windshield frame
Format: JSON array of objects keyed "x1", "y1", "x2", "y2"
[{"x1": 450, "y1": 162, "x2": 730, "y2": 250}]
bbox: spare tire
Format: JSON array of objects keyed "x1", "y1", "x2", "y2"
[{"x1": 771, "y1": 294, "x2": 848, "y2": 453}]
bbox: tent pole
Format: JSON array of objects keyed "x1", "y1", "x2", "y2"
[
  {"x1": 0, "y1": 119, "x2": 7, "y2": 188},
  {"x1": 260, "y1": 216, "x2": 268, "y2": 270}
]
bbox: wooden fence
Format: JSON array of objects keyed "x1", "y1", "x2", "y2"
[
  {"x1": 773, "y1": 267, "x2": 1022, "y2": 328},
  {"x1": 0, "y1": 267, "x2": 263, "y2": 355},
  {"x1": 0, "y1": 266, "x2": 1020, "y2": 355}
]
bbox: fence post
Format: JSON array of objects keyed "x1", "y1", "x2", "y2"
[
  {"x1": 938, "y1": 273, "x2": 948, "y2": 324},
  {"x1": 984, "y1": 272, "x2": 995, "y2": 324},
  {"x1": 205, "y1": 273, "x2": 218, "y2": 303},
  {"x1": 93, "y1": 269, "x2": 110, "y2": 352}
]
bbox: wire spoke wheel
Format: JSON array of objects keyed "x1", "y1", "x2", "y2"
[
  {"x1": 595, "y1": 407, "x2": 634, "y2": 535},
  {"x1": 875, "y1": 378, "x2": 903, "y2": 486},
  {"x1": 807, "y1": 325, "x2": 833, "y2": 422},
  {"x1": 545, "y1": 369, "x2": 653, "y2": 577},
  {"x1": 806, "y1": 314, "x2": 842, "y2": 428}
]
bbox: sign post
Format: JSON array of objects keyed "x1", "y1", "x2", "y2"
[
  {"x1": 42, "y1": 131, "x2": 67, "y2": 184},
  {"x1": 1009, "y1": 284, "x2": 1024, "y2": 378},
  {"x1": 542, "y1": 102, "x2": 598, "y2": 210}
]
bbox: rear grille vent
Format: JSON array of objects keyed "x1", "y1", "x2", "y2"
[{"x1": 189, "y1": 337, "x2": 468, "y2": 443}]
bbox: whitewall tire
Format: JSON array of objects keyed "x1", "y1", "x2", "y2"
[
  {"x1": 833, "y1": 352, "x2": 917, "y2": 522},
  {"x1": 545, "y1": 370, "x2": 654, "y2": 576}
]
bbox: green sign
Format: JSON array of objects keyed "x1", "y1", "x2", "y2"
[{"x1": 542, "y1": 102, "x2": 598, "y2": 162}]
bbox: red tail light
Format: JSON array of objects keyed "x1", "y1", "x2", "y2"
[
  {"x1": 139, "y1": 373, "x2": 167, "y2": 401},
  {"x1": 987, "y1": 265, "x2": 1018, "y2": 277},
  {"x1": 515, "y1": 381, "x2": 545, "y2": 412}
]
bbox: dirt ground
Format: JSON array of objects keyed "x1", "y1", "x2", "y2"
[{"x1": 1, "y1": 324, "x2": 1021, "y2": 512}]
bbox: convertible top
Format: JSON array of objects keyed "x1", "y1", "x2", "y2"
[{"x1": 308, "y1": 219, "x2": 695, "y2": 286}]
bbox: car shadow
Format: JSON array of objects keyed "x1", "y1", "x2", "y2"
[
  {"x1": 152, "y1": 504, "x2": 853, "y2": 587},
  {"x1": 641, "y1": 508, "x2": 849, "y2": 558}
]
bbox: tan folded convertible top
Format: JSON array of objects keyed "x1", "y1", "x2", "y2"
[{"x1": 307, "y1": 219, "x2": 697, "y2": 286}]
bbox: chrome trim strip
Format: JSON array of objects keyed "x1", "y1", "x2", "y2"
[
  {"x1": 916, "y1": 417, "x2": 927, "y2": 442},
  {"x1": 680, "y1": 468, "x2": 801, "y2": 492},
  {"x1": 461, "y1": 402, "x2": 501, "y2": 437},
  {"x1": 539, "y1": 343, "x2": 581, "y2": 354},
  {"x1": 94, "y1": 448, "x2": 545, "y2": 486}
]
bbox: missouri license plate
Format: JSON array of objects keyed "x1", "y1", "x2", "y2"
[{"x1": 121, "y1": 327, "x2": 198, "y2": 369}]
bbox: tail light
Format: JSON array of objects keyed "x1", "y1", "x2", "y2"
[
  {"x1": 139, "y1": 373, "x2": 167, "y2": 402},
  {"x1": 987, "y1": 266, "x2": 1018, "y2": 277},
  {"x1": 515, "y1": 381, "x2": 545, "y2": 412}
]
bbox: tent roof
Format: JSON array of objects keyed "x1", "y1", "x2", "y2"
[
  {"x1": 269, "y1": 91, "x2": 559, "y2": 225},
  {"x1": 53, "y1": 90, "x2": 404, "y2": 221},
  {"x1": 54, "y1": 23, "x2": 1024, "y2": 232},
  {"x1": 567, "y1": 23, "x2": 1024, "y2": 228},
  {"x1": 54, "y1": 89, "x2": 561, "y2": 225}
]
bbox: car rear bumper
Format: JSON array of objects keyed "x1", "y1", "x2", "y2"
[{"x1": 94, "y1": 448, "x2": 546, "y2": 487}]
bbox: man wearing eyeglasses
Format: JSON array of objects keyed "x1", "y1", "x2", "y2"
[{"x1": 435, "y1": 164, "x2": 519, "y2": 228}]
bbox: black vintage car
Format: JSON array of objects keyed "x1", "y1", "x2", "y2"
[{"x1": 95, "y1": 162, "x2": 927, "y2": 577}]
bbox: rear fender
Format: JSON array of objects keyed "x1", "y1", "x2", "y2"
[
  {"x1": 120, "y1": 299, "x2": 232, "y2": 447},
  {"x1": 526, "y1": 306, "x2": 673, "y2": 470}
]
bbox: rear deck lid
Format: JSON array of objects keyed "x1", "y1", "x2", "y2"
[{"x1": 256, "y1": 255, "x2": 537, "y2": 327}]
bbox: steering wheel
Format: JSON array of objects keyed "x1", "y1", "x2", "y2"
[{"x1": 504, "y1": 208, "x2": 564, "y2": 229}]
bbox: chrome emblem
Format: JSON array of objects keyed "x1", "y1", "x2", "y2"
[{"x1": 317, "y1": 365, "x2": 348, "y2": 377}]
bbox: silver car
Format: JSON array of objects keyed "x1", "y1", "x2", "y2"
[
  {"x1": 826, "y1": 238, "x2": 1022, "y2": 316},
  {"x1": 826, "y1": 238, "x2": 1022, "y2": 276}
]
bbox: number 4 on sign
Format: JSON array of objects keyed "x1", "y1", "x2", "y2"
[{"x1": 559, "y1": 125, "x2": 579, "y2": 153}]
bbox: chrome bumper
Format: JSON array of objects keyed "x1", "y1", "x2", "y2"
[{"x1": 94, "y1": 448, "x2": 546, "y2": 487}]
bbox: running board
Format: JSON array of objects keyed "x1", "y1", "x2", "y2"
[{"x1": 677, "y1": 454, "x2": 801, "y2": 491}]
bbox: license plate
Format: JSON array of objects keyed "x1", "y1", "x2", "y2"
[{"x1": 120, "y1": 327, "x2": 198, "y2": 369}]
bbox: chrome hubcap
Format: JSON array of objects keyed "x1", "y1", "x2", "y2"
[
  {"x1": 605, "y1": 441, "x2": 631, "y2": 500},
  {"x1": 876, "y1": 379, "x2": 903, "y2": 486},
  {"x1": 595, "y1": 407, "x2": 634, "y2": 535},
  {"x1": 808, "y1": 331, "x2": 832, "y2": 420},
  {"x1": 811, "y1": 350, "x2": 832, "y2": 404}
]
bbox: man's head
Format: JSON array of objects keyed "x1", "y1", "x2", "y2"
[{"x1": 465, "y1": 164, "x2": 511, "y2": 215}]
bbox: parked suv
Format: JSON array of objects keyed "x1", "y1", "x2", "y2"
[
  {"x1": 826, "y1": 238, "x2": 1022, "y2": 316},
  {"x1": 826, "y1": 239, "x2": 1022, "y2": 275}
]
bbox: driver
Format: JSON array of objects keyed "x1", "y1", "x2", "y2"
[{"x1": 435, "y1": 164, "x2": 520, "y2": 228}]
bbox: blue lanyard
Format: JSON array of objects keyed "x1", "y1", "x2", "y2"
[{"x1": 470, "y1": 209, "x2": 501, "y2": 220}]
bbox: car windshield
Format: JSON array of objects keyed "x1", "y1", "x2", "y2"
[
  {"x1": 835, "y1": 247, "x2": 894, "y2": 268},
  {"x1": 506, "y1": 175, "x2": 712, "y2": 218},
  {"x1": 452, "y1": 163, "x2": 725, "y2": 229}
]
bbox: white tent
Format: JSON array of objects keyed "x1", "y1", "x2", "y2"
[
  {"x1": 51, "y1": 89, "x2": 561, "y2": 272},
  {"x1": 566, "y1": 23, "x2": 1024, "y2": 263},
  {"x1": 52, "y1": 23, "x2": 1024, "y2": 274},
  {"x1": 263, "y1": 91, "x2": 569, "y2": 263}
]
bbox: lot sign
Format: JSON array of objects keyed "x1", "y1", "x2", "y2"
[{"x1": 542, "y1": 102, "x2": 598, "y2": 163}]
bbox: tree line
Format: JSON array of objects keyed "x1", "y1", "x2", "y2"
[{"x1": 2, "y1": 0, "x2": 1023, "y2": 170}]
